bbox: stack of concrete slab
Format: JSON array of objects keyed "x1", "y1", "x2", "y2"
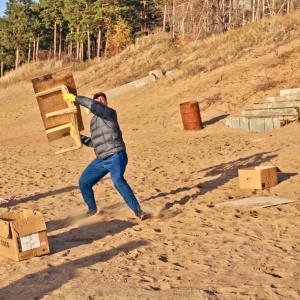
[{"x1": 226, "y1": 87, "x2": 300, "y2": 132}]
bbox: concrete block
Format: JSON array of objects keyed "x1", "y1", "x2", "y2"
[
  {"x1": 239, "y1": 117, "x2": 250, "y2": 131},
  {"x1": 280, "y1": 88, "x2": 300, "y2": 96},
  {"x1": 104, "y1": 69, "x2": 163, "y2": 100},
  {"x1": 226, "y1": 117, "x2": 248, "y2": 130},
  {"x1": 226, "y1": 116, "x2": 251, "y2": 131},
  {"x1": 149, "y1": 69, "x2": 163, "y2": 79},
  {"x1": 226, "y1": 116, "x2": 294, "y2": 132},
  {"x1": 254, "y1": 101, "x2": 300, "y2": 109},
  {"x1": 248, "y1": 117, "x2": 281, "y2": 132},
  {"x1": 241, "y1": 107, "x2": 299, "y2": 117},
  {"x1": 226, "y1": 87, "x2": 300, "y2": 133},
  {"x1": 266, "y1": 95, "x2": 300, "y2": 102}
]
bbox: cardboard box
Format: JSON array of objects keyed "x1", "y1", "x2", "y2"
[
  {"x1": 238, "y1": 166, "x2": 278, "y2": 189},
  {"x1": 0, "y1": 209, "x2": 50, "y2": 261}
]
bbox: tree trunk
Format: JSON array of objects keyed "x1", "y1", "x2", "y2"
[
  {"x1": 256, "y1": 0, "x2": 261, "y2": 20},
  {"x1": 252, "y1": 0, "x2": 256, "y2": 22},
  {"x1": 36, "y1": 36, "x2": 39, "y2": 62},
  {"x1": 206, "y1": 0, "x2": 209, "y2": 33},
  {"x1": 32, "y1": 39, "x2": 36, "y2": 62},
  {"x1": 59, "y1": 24, "x2": 62, "y2": 60},
  {"x1": 163, "y1": 3, "x2": 167, "y2": 32},
  {"x1": 87, "y1": 31, "x2": 90, "y2": 61},
  {"x1": 15, "y1": 48, "x2": 19, "y2": 69},
  {"x1": 172, "y1": 0, "x2": 175, "y2": 39},
  {"x1": 69, "y1": 28, "x2": 73, "y2": 55},
  {"x1": 48, "y1": 45, "x2": 52, "y2": 60},
  {"x1": 28, "y1": 41, "x2": 31, "y2": 64},
  {"x1": 104, "y1": 37, "x2": 108, "y2": 57},
  {"x1": 191, "y1": 2, "x2": 195, "y2": 37},
  {"x1": 97, "y1": 28, "x2": 101, "y2": 58},
  {"x1": 228, "y1": 0, "x2": 232, "y2": 29},
  {"x1": 76, "y1": 28, "x2": 80, "y2": 61},
  {"x1": 54, "y1": 20, "x2": 57, "y2": 60},
  {"x1": 241, "y1": 0, "x2": 245, "y2": 25}
]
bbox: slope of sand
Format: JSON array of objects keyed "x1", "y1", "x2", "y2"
[{"x1": 0, "y1": 36, "x2": 300, "y2": 299}]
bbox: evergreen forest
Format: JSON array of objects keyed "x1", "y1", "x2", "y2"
[{"x1": 0, "y1": 0, "x2": 299, "y2": 77}]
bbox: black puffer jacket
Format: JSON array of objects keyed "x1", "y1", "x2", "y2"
[{"x1": 75, "y1": 96, "x2": 126, "y2": 160}]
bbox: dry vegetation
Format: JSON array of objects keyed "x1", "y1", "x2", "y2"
[
  {"x1": 1, "y1": 11, "x2": 300, "y2": 92},
  {"x1": 1, "y1": 10, "x2": 300, "y2": 300}
]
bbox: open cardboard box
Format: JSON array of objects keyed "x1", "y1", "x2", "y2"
[{"x1": 0, "y1": 209, "x2": 50, "y2": 261}]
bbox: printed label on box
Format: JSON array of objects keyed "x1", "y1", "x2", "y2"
[{"x1": 19, "y1": 233, "x2": 40, "y2": 252}]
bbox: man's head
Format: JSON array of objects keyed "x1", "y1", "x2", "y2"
[{"x1": 93, "y1": 92, "x2": 107, "y2": 106}]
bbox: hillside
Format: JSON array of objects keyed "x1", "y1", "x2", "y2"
[{"x1": 0, "y1": 11, "x2": 300, "y2": 300}]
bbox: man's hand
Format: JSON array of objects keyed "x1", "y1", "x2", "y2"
[{"x1": 63, "y1": 93, "x2": 76, "y2": 102}]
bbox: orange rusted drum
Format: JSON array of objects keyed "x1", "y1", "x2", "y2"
[{"x1": 179, "y1": 101, "x2": 203, "y2": 130}]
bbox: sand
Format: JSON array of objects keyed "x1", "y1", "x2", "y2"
[{"x1": 0, "y1": 38, "x2": 300, "y2": 300}]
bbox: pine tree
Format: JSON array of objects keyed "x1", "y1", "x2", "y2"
[
  {"x1": 63, "y1": 0, "x2": 90, "y2": 61},
  {"x1": 39, "y1": 0, "x2": 65, "y2": 60},
  {"x1": 5, "y1": 0, "x2": 33, "y2": 69},
  {"x1": 0, "y1": 17, "x2": 10, "y2": 77}
]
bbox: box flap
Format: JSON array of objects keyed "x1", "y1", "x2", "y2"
[
  {"x1": 0, "y1": 219, "x2": 10, "y2": 238},
  {"x1": 254, "y1": 166, "x2": 277, "y2": 171},
  {"x1": 22, "y1": 209, "x2": 38, "y2": 218},
  {"x1": 12, "y1": 215, "x2": 46, "y2": 237},
  {"x1": 0, "y1": 211, "x2": 25, "y2": 221},
  {"x1": 0, "y1": 209, "x2": 40, "y2": 222}
]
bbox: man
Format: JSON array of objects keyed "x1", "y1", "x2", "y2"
[{"x1": 63, "y1": 91, "x2": 147, "y2": 220}]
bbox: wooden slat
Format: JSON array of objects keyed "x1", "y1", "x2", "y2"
[
  {"x1": 45, "y1": 107, "x2": 77, "y2": 118},
  {"x1": 45, "y1": 123, "x2": 72, "y2": 134},
  {"x1": 36, "y1": 85, "x2": 65, "y2": 97},
  {"x1": 54, "y1": 145, "x2": 82, "y2": 155}
]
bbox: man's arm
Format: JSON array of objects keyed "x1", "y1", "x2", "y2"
[
  {"x1": 63, "y1": 93, "x2": 115, "y2": 119},
  {"x1": 80, "y1": 135, "x2": 93, "y2": 147}
]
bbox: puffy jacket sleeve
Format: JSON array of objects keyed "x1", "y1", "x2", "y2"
[
  {"x1": 80, "y1": 135, "x2": 93, "y2": 147},
  {"x1": 75, "y1": 96, "x2": 115, "y2": 120}
]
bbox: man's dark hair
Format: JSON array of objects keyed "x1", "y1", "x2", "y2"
[{"x1": 93, "y1": 92, "x2": 107, "y2": 101}]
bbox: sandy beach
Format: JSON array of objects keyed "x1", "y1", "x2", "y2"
[{"x1": 0, "y1": 30, "x2": 300, "y2": 299}]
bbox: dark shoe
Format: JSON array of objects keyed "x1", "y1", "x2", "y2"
[
  {"x1": 86, "y1": 209, "x2": 97, "y2": 216},
  {"x1": 135, "y1": 208, "x2": 148, "y2": 220}
]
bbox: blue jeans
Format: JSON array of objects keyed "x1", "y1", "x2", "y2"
[{"x1": 78, "y1": 151, "x2": 140, "y2": 214}]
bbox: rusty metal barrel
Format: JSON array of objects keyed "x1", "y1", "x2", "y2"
[{"x1": 179, "y1": 101, "x2": 203, "y2": 131}]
